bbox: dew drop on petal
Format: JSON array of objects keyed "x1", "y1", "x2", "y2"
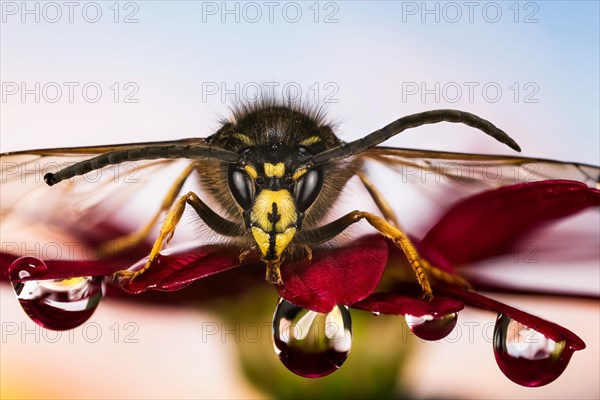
[
  {"x1": 405, "y1": 312, "x2": 458, "y2": 341},
  {"x1": 9, "y1": 257, "x2": 105, "y2": 331},
  {"x1": 272, "y1": 298, "x2": 352, "y2": 378},
  {"x1": 493, "y1": 314, "x2": 574, "y2": 387}
]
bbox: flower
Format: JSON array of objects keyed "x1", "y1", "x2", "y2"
[{"x1": 2, "y1": 180, "x2": 599, "y2": 386}]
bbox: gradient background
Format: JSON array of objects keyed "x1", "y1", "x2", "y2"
[{"x1": 1, "y1": 1, "x2": 599, "y2": 399}]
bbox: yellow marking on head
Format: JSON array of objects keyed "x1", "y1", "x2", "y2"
[
  {"x1": 264, "y1": 162, "x2": 285, "y2": 178},
  {"x1": 292, "y1": 168, "x2": 308, "y2": 181},
  {"x1": 244, "y1": 165, "x2": 258, "y2": 180},
  {"x1": 251, "y1": 227, "x2": 297, "y2": 259},
  {"x1": 251, "y1": 227, "x2": 271, "y2": 257},
  {"x1": 251, "y1": 189, "x2": 297, "y2": 232},
  {"x1": 275, "y1": 228, "x2": 296, "y2": 258},
  {"x1": 232, "y1": 133, "x2": 253, "y2": 146},
  {"x1": 299, "y1": 136, "x2": 322, "y2": 146}
]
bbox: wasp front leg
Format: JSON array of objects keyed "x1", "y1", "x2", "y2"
[
  {"x1": 357, "y1": 171, "x2": 472, "y2": 293},
  {"x1": 304, "y1": 211, "x2": 436, "y2": 299},
  {"x1": 111, "y1": 191, "x2": 244, "y2": 283},
  {"x1": 100, "y1": 163, "x2": 197, "y2": 257},
  {"x1": 357, "y1": 170, "x2": 400, "y2": 227}
]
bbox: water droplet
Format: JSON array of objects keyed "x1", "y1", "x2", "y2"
[
  {"x1": 9, "y1": 257, "x2": 105, "y2": 331},
  {"x1": 371, "y1": 311, "x2": 381, "y2": 316},
  {"x1": 405, "y1": 312, "x2": 458, "y2": 341},
  {"x1": 272, "y1": 298, "x2": 352, "y2": 378},
  {"x1": 493, "y1": 314, "x2": 573, "y2": 387}
]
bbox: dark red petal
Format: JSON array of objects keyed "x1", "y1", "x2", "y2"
[
  {"x1": 278, "y1": 235, "x2": 389, "y2": 313},
  {"x1": 113, "y1": 244, "x2": 245, "y2": 294},
  {"x1": 421, "y1": 180, "x2": 600, "y2": 266},
  {"x1": 389, "y1": 241, "x2": 455, "y2": 273},
  {"x1": 438, "y1": 286, "x2": 586, "y2": 350},
  {"x1": 352, "y1": 287, "x2": 464, "y2": 317},
  {"x1": 2, "y1": 253, "x2": 19, "y2": 280}
]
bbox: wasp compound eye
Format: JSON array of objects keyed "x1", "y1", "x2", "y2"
[
  {"x1": 228, "y1": 167, "x2": 255, "y2": 209},
  {"x1": 294, "y1": 167, "x2": 323, "y2": 212}
]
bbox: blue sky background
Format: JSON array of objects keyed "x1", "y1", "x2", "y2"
[{"x1": 1, "y1": 1, "x2": 599, "y2": 166}]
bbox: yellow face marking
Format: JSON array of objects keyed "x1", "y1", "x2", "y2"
[
  {"x1": 251, "y1": 227, "x2": 271, "y2": 257},
  {"x1": 244, "y1": 165, "x2": 258, "y2": 180},
  {"x1": 251, "y1": 189, "x2": 297, "y2": 232},
  {"x1": 299, "y1": 136, "x2": 322, "y2": 146},
  {"x1": 292, "y1": 168, "x2": 308, "y2": 181},
  {"x1": 264, "y1": 162, "x2": 285, "y2": 178},
  {"x1": 275, "y1": 228, "x2": 296, "y2": 258},
  {"x1": 232, "y1": 133, "x2": 253, "y2": 146},
  {"x1": 250, "y1": 188, "x2": 298, "y2": 262},
  {"x1": 251, "y1": 227, "x2": 297, "y2": 260}
]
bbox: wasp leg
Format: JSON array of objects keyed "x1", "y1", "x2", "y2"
[
  {"x1": 302, "y1": 244, "x2": 313, "y2": 264},
  {"x1": 304, "y1": 211, "x2": 434, "y2": 300},
  {"x1": 100, "y1": 163, "x2": 198, "y2": 256},
  {"x1": 111, "y1": 191, "x2": 244, "y2": 282},
  {"x1": 239, "y1": 246, "x2": 258, "y2": 263},
  {"x1": 357, "y1": 171, "x2": 471, "y2": 290},
  {"x1": 357, "y1": 171, "x2": 400, "y2": 227},
  {"x1": 423, "y1": 259, "x2": 473, "y2": 290}
]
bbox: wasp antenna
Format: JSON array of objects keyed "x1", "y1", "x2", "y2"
[
  {"x1": 312, "y1": 109, "x2": 521, "y2": 165},
  {"x1": 45, "y1": 144, "x2": 240, "y2": 186},
  {"x1": 44, "y1": 173, "x2": 57, "y2": 186}
]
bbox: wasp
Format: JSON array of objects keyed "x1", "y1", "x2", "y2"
[{"x1": 1, "y1": 100, "x2": 598, "y2": 299}]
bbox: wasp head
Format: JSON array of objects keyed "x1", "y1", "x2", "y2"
[{"x1": 227, "y1": 144, "x2": 323, "y2": 280}]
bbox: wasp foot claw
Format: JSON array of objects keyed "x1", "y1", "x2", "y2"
[
  {"x1": 239, "y1": 247, "x2": 257, "y2": 264},
  {"x1": 110, "y1": 258, "x2": 153, "y2": 285},
  {"x1": 302, "y1": 244, "x2": 313, "y2": 264},
  {"x1": 110, "y1": 269, "x2": 138, "y2": 284},
  {"x1": 420, "y1": 290, "x2": 434, "y2": 302}
]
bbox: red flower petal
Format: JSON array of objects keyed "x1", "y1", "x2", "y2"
[
  {"x1": 113, "y1": 243, "x2": 245, "y2": 294},
  {"x1": 352, "y1": 288, "x2": 464, "y2": 317},
  {"x1": 421, "y1": 180, "x2": 600, "y2": 266},
  {"x1": 278, "y1": 235, "x2": 389, "y2": 313},
  {"x1": 438, "y1": 286, "x2": 585, "y2": 350}
]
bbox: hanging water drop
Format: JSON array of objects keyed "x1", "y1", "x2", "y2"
[
  {"x1": 9, "y1": 257, "x2": 105, "y2": 331},
  {"x1": 405, "y1": 312, "x2": 458, "y2": 341},
  {"x1": 272, "y1": 298, "x2": 352, "y2": 378},
  {"x1": 493, "y1": 314, "x2": 573, "y2": 387}
]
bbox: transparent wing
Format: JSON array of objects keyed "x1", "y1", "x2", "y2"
[
  {"x1": 1, "y1": 140, "x2": 208, "y2": 251},
  {"x1": 361, "y1": 146, "x2": 599, "y2": 193},
  {"x1": 355, "y1": 147, "x2": 599, "y2": 231},
  {"x1": 2, "y1": 137, "x2": 206, "y2": 156}
]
